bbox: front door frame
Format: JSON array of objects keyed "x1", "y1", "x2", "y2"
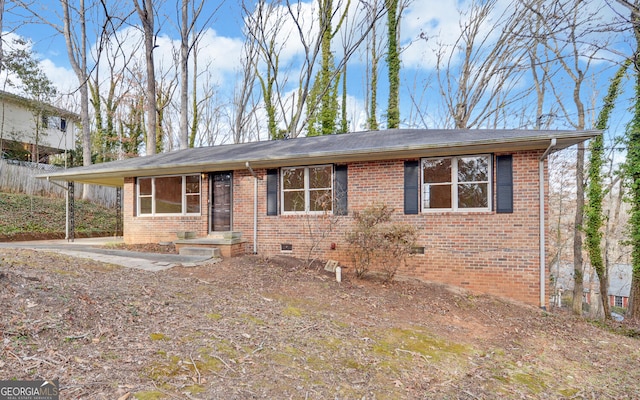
[{"x1": 210, "y1": 171, "x2": 233, "y2": 232}]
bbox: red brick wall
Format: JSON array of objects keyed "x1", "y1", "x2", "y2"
[
  {"x1": 121, "y1": 151, "x2": 549, "y2": 307},
  {"x1": 609, "y1": 295, "x2": 629, "y2": 309},
  {"x1": 123, "y1": 175, "x2": 210, "y2": 243}
]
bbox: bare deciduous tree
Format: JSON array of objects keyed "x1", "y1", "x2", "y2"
[
  {"x1": 133, "y1": 0, "x2": 158, "y2": 155},
  {"x1": 60, "y1": 0, "x2": 92, "y2": 173},
  {"x1": 524, "y1": 0, "x2": 610, "y2": 315},
  {"x1": 242, "y1": 0, "x2": 287, "y2": 140},
  {"x1": 362, "y1": 0, "x2": 385, "y2": 130},
  {"x1": 435, "y1": 0, "x2": 529, "y2": 129},
  {"x1": 177, "y1": 0, "x2": 220, "y2": 149},
  {"x1": 228, "y1": 31, "x2": 260, "y2": 144},
  {"x1": 615, "y1": 0, "x2": 640, "y2": 319},
  {"x1": 244, "y1": 0, "x2": 385, "y2": 138}
]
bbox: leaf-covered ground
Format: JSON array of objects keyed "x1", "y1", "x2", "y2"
[
  {"x1": 0, "y1": 192, "x2": 119, "y2": 240},
  {"x1": 1, "y1": 249, "x2": 639, "y2": 399}
]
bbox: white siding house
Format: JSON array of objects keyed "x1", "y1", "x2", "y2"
[{"x1": 0, "y1": 90, "x2": 79, "y2": 163}]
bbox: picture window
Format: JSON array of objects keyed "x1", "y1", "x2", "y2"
[
  {"x1": 421, "y1": 155, "x2": 491, "y2": 212},
  {"x1": 137, "y1": 175, "x2": 201, "y2": 216}
]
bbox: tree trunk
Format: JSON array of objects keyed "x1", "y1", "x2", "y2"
[
  {"x1": 587, "y1": 60, "x2": 630, "y2": 321},
  {"x1": 619, "y1": 0, "x2": 640, "y2": 320},
  {"x1": 0, "y1": 0, "x2": 4, "y2": 70},
  {"x1": 61, "y1": 0, "x2": 92, "y2": 199},
  {"x1": 179, "y1": 0, "x2": 189, "y2": 149},
  {"x1": 386, "y1": 0, "x2": 400, "y2": 129},
  {"x1": 368, "y1": 9, "x2": 379, "y2": 131},
  {"x1": 189, "y1": 41, "x2": 199, "y2": 147},
  {"x1": 588, "y1": 273, "x2": 604, "y2": 320},
  {"x1": 134, "y1": 0, "x2": 157, "y2": 156},
  {"x1": 572, "y1": 142, "x2": 585, "y2": 315}
]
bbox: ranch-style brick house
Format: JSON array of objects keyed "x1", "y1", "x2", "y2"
[{"x1": 41, "y1": 129, "x2": 599, "y2": 308}]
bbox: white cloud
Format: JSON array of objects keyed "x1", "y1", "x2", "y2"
[
  {"x1": 40, "y1": 59, "x2": 77, "y2": 95},
  {"x1": 194, "y1": 28, "x2": 245, "y2": 80},
  {"x1": 400, "y1": 0, "x2": 464, "y2": 69},
  {"x1": 242, "y1": 0, "x2": 315, "y2": 67},
  {"x1": 0, "y1": 32, "x2": 76, "y2": 102}
]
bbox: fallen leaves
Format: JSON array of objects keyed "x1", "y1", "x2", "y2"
[{"x1": 0, "y1": 249, "x2": 638, "y2": 399}]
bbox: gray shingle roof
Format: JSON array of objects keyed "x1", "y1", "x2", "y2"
[
  {"x1": 39, "y1": 128, "x2": 599, "y2": 187},
  {"x1": 608, "y1": 264, "x2": 632, "y2": 298}
]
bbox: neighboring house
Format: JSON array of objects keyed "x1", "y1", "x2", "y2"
[
  {"x1": 41, "y1": 129, "x2": 598, "y2": 307},
  {"x1": 553, "y1": 261, "x2": 632, "y2": 310},
  {"x1": 608, "y1": 264, "x2": 631, "y2": 309},
  {"x1": 0, "y1": 90, "x2": 79, "y2": 163}
]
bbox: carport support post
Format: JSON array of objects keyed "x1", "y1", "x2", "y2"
[
  {"x1": 116, "y1": 187, "x2": 122, "y2": 237},
  {"x1": 67, "y1": 181, "x2": 75, "y2": 242},
  {"x1": 47, "y1": 177, "x2": 75, "y2": 242}
]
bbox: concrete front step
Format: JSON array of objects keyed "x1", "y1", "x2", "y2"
[
  {"x1": 178, "y1": 246, "x2": 221, "y2": 258},
  {"x1": 208, "y1": 231, "x2": 242, "y2": 240},
  {"x1": 175, "y1": 238, "x2": 247, "y2": 258}
]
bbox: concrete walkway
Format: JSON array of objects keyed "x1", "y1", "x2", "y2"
[{"x1": 0, "y1": 237, "x2": 213, "y2": 272}]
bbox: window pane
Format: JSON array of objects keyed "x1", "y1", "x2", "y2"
[
  {"x1": 310, "y1": 189, "x2": 332, "y2": 212},
  {"x1": 458, "y1": 183, "x2": 488, "y2": 208},
  {"x1": 186, "y1": 175, "x2": 200, "y2": 194},
  {"x1": 140, "y1": 197, "x2": 152, "y2": 214},
  {"x1": 283, "y1": 190, "x2": 305, "y2": 212},
  {"x1": 155, "y1": 176, "x2": 182, "y2": 213},
  {"x1": 283, "y1": 168, "x2": 304, "y2": 190},
  {"x1": 458, "y1": 156, "x2": 488, "y2": 183},
  {"x1": 186, "y1": 195, "x2": 200, "y2": 213},
  {"x1": 425, "y1": 184, "x2": 451, "y2": 208},
  {"x1": 139, "y1": 178, "x2": 152, "y2": 195},
  {"x1": 423, "y1": 159, "x2": 451, "y2": 183},
  {"x1": 309, "y1": 166, "x2": 332, "y2": 189}
]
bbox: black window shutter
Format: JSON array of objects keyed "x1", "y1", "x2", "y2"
[
  {"x1": 496, "y1": 155, "x2": 513, "y2": 213},
  {"x1": 266, "y1": 169, "x2": 278, "y2": 216},
  {"x1": 334, "y1": 165, "x2": 348, "y2": 215},
  {"x1": 404, "y1": 160, "x2": 420, "y2": 215}
]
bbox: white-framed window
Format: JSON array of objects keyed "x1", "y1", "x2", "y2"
[
  {"x1": 615, "y1": 296, "x2": 623, "y2": 308},
  {"x1": 281, "y1": 165, "x2": 333, "y2": 214},
  {"x1": 137, "y1": 175, "x2": 201, "y2": 216},
  {"x1": 421, "y1": 155, "x2": 491, "y2": 212}
]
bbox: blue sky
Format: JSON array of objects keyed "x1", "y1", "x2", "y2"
[{"x1": 1, "y1": 0, "x2": 635, "y2": 143}]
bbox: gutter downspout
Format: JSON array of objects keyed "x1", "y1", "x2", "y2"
[
  {"x1": 245, "y1": 162, "x2": 260, "y2": 254},
  {"x1": 539, "y1": 138, "x2": 556, "y2": 310}
]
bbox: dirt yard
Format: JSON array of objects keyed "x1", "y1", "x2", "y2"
[{"x1": 1, "y1": 248, "x2": 639, "y2": 399}]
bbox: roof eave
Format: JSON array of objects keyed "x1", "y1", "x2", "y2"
[{"x1": 39, "y1": 131, "x2": 598, "y2": 187}]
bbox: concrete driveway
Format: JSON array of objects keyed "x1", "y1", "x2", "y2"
[{"x1": 0, "y1": 237, "x2": 213, "y2": 272}]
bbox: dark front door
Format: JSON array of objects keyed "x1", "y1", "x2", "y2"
[{"x1": 211, "y1": 172, "x2": 232, "y2": 232}]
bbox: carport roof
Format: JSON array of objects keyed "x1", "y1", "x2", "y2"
[{"x1": 39, "y1": 128, "x2": 600, "y2": 187}]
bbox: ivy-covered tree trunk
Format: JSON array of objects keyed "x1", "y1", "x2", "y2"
[
  {"x1": 189, "y1": 46, "x2": 199, "y2": 147},
  {"x1": 586, "y1": 60, "x2": 629, "y2": 320},
  {"x1": 307, "y1": 0, "x2": 343, "y2": 136},
  {"x1": 572, "y1": 143, "x2": 585, "y2": 315},
  {"x1": 340, "y1": 62, "x2": 348, "y2": 133},
  {"x1": 628, "y1": 36, "x2": 640, "y2": 320},
  {"x1": 258, "y1": 65, "x2": 278, "y2": 140},
  {"x1": 89, "y1": 82, "x2": 105, "y2": 162},
  {"x1": 628, "y1": 83, "x2": 640, "y2": 319},
  {"x1": 368, "y1": 11, "x2": 379, "y2": 131},
  {"x1": 386, "y1": 0, "x2": 400, "y2": 129}
]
